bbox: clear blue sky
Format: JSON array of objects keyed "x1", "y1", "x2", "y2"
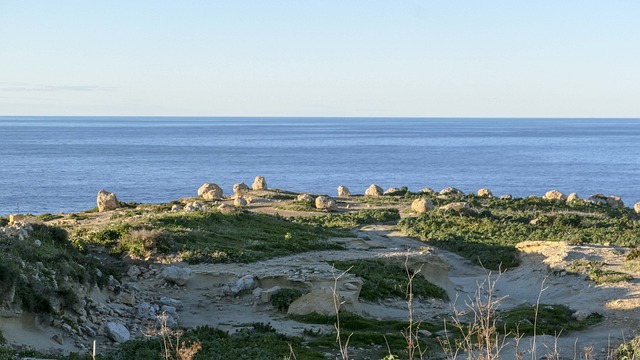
[{"x1": 1, "y1": 1, "x2": 639, "y2": 117}]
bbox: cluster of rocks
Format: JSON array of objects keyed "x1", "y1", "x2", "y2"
[
  {"x1": 542, "y1": 189, "x2": 634, "y2": 210},
  {"x1": 0, "y1": 220, "x2": 33, "y2": 241}
]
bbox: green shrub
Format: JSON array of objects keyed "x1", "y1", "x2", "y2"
[
  {"x1": 270, "y1": 288, "x2": 306, "y2": 311},
  {"x1": 294, "y1": 208, "x2": 401, "y2": 228},
  {"x1": 627, "y1": 248, "x2": 640, "y2": 260},
  {"x1": 616, "y1": 335, "x2": 640, "y2": 360},
  {"x1": 499, "y1": 304, "x2": 602, "y2": 336}
]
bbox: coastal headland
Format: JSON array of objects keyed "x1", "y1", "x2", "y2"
[{"x1": 2, "y1": 179, "x2": 640, "y2": 359}]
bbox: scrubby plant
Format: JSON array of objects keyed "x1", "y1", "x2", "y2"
[
  {"x1": 616, "y1": 335, "x2": 640, "y2": 360},
  {"x1": 270, "y1": 288, "x2": 306, "y2": 312},
  {"x1": 293, "y1": 208, "x2": 401, "y2": 229}
]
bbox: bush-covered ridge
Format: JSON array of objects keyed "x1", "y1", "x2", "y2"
[{"x1": 399, "y1": 195, "x2": 640, "y2": 270}]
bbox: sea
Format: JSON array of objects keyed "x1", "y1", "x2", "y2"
[{"x1": 1, "y1": 117, "x2": 639, "y2": 215}]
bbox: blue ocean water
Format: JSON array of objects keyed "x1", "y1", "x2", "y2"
[{"x1": 1, "y1": 117, "x2": 639, "y2": 215}]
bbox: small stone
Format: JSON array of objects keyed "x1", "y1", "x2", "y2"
[
  {"x1": 52, "y1": 333, "x2": 64, "y2": 345},
  {"x1": 160, "y1": 266, "x2": 192, "y2": 286},
  {"x1": 105, "y1": 322, "x2": 130, "y2": 343},
  {"x1": 127, "y1": 265, "x2": 141, "y2": 278}
]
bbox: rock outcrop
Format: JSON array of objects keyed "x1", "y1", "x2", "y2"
[
  {"x1": 233, "y1": 183, "x2": 250, "y2": 197},
  {"x1": 97, "y1": 189, "x2": 119, "y2": 212},
  {"x1": 634, "y1": 201, "x2": 640, "y2": 214},
  {"x1": 439, "y1": 202, "x2": 472, "y2": 216},
  {"x1": 439, "y1": 187, "x2": 465, "y2": 197},
  {"x1": 411, "y1": 198, "x2": 434, "y2": 213},
  {"x1": 198, "y1": 183, "x2": 223, "y2": 200},
  {"x1": 477, "y1": 188, "x2": 493, "y2": 198},
  {"x1": 160, "y1": 266, "x2": 192, "y2": 286},
  {"x1": 315, "y1": 195, "x2": 337, "y2": 211},
  {"x1": 500, "y1": 194, "x2": 513, "y2": 200},
  {"x1": 365, "y1": 184, "x2": 383, "y2": 196},
  {"x1": 544, "y1": 190, "x2": 567, "y2": 201},
  {"x1": 297, "y1": 193, "x2": 314, "y2": 202},
  {"x1": 606, "y1": 196, "x2": 624, "y2": 209},
  {"x1": 567, "y1": 192, "x2": 580, "y2": 202},
  {"x1": 337, "y1": 185, "x2": 351, "y2": 197},
  {"x1": 418, "y1": 187, "x2": 435, "y2": 194},
  {"x1": 587, "y1": 194, "x2": 608, "y2": 206},
  {"x1": 383, "y1": 187, "x2": 401, "y2": 195},
  {"x1": 105, "y1": 322, "x2": 130, "y2": 343},
  {"x1": 252, "y1": 176, "x2": 267, "y2": 190}
]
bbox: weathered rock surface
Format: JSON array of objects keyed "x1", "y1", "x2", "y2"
[
  {"x1": 233, "y1": 182, "x2": 250, "y2": 197},
  {"x1": 606, "y1": 195, "x2": 624, "y2": 209},
  {"x1": 567, "y1": 192, "x2": 580, "y2": 202},
  {"x1": 365, "y1": 184, "x2": 383, "y2": 196},
  {"x1": 635, "y1": 201, "x2": 640, "y2": 214},
  {"x1": 198, "y1": 183, "x2": 223, "y2": 200},
  {"x1": 587, "y1": 194, "x2": 608, "y2": 205},
  {"x1": 418, "y1": 187, "x2": 435, "y2": 194},
  {"x1": 97, "y1": 189, "x2": 119, "y2": 212},
  {"x1": 252, "y1": 176, "x2": 267, "y2": 190},
  {"x1": 439, "y1": 202, "x2": 472, "y2": 216},
  {"x1": 218, "y1": 203, "x2": 236, "y2": 214},
  {"x1": 337, "y1": 185, "x2": 351, "y2": 197},
  {"x1": 411, "y1": 198, "x2": 434, "y2": 213},
  {"x1": 477, "y1": 188, "x2": 493, "y2": 198},
  {"x1": 544, "y1": 190, "x2": 567, "y2": 201},
  {"x1": 297, "y1": 193, "x2": 314, "y2": 202},
  {"x1": 222, "y1": 275, "x2": 257, "y2": 296},
  {"x1": 287, "y1": 290, "x2": 336, "y2": 316},
  {"x1": 439, "y1": 187, "x2": 464, "y2": 197},
  {"x1": 160, "y1": 266, "x2": 192, "y2": 286},
  {"x1": 315, "y1": 196, "x2": 337, "y2": 211},
  {"x1": 105, "y1": 322, "x2": 130, "y2": 343},
  {"x1": 383, "y1": 187, "x2": 400, "y2": 195},
  {"x1": 234, "y1": 197, "x2": 247, "y2": 207},
  {"x1": 500, "y1": 194, "x2": 513, "y2": 200}
]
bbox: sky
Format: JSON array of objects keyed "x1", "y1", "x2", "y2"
[{"x1": 1, "y1": 1, "x2": 639, "y2": 117}]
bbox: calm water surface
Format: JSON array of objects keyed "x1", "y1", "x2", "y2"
[{"x1": 1, "y1": 117, "x2": 639, "y2": 215}]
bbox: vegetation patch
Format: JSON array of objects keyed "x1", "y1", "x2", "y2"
[
  {"x1": 270, "y1": 288, "x2": 306, "y2": 312},
  {"x1": 498, "y1": 304, "x2": 603, "y2": 336},
  {"x1": 71, "y1": 211, "x2": 347, "y2": 264},
  {"x1": 331, "y1": 259, "x2": 448, "y2": 301},
  {"x1": 95, "y1": 324, "x2": 323, "y2": 360},
  {"x1": 568, "y1": 259, "x2": 632, "y2": 284},
  {"x1": 616, "y1": 335, "x2": 640, "y2": 360},
  {"x1": 399, "y1": 196, "x2": 640, "y2": 270},
  {"x1": 292, "y1": 312, "x2": 440, "y2": 359},
  {"x1": 293, "y1": 208, "x2": 401, "y2": 229},
  {"x1": 274, "y1": 199, "x2": 321, "y2": 212}
]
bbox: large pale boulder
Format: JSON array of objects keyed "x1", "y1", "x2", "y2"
[
  {"x1": 365, "y1": 184, "x2": 383, "y2": 196},
  {"x1": 105, "y1": 322, "x2": 130, "y2": 343},
  {"x1": 418, "y1": 187, "x2": 435, "y2": 194},
  {"x1": 97, "y1": 189, "x2": 119, "y2": 212},
  {"x1": 543, "y1": 190, "x2": 567, "y2": 201},
  {"x1": 315, "y1": 196, "x2": 337, "y2": 211},
  {"x1": 477, "y1": 188, "x2": 493, "y2": 198},
  {"x1": 439, "y1": 202, "x2": 472, "y2": 216},
  {"x1": 198, "y1": 183, "x2": 223, "y2": 200},
  {"x1": 587, "y1": 194, "x2": 607, "y2": 205},
  {"x1": 252, "y1": 176, "x2": 267, "y2": 190},
  {"x1": 500, "y1": 194, "x2": 513, "y2": 200},
  {"x1": 287, "y1": 290, "x2": 336, "y2": 316},
  {"x1": 234, "y1": 197, "x2": 247, "y2": 207},
  {"x1": 383, "y1": 187, "x2": 401, "y2": 195},
  {"x1": 411, "y1": 198, "x2": 434, "y2": 213},
  {"x1": 634, "y1": 201, "x2": 640, "y2": 214},
  {"x1": 160, "y1": 266, "x2": 192, "y2": 286},
  {"x1": 337, "y1": 185, "x2": 351, "y2": 197},
  {"x1": 233, "y1": 183, "x2": 250, "y2": 197},
  {"x1": 606, "y1": 196, "x2": 624, "y2": 209},
  {"x1": 297, "y1": 193, "x2": 314, "y2": 202},
  {"x1": 566, "y1": 193, "x2": 580, "y2": 202},
  {"x1": 439, "y1": 187, "x2": 465, "y2": 197}
]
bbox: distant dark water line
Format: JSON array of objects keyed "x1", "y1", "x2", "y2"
[{"x1": 1, "y1": 117, "x2": 639, "y2": 215}]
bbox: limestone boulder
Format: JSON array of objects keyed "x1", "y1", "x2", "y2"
[
  {"x1": 287, "y1": 290, "x2": 336, "y2": 316},
  {"x1": 97, "y1": 189, "x2": 119, "y2": 212},
  {"x1": 218, "y1": 203, "x2": 236, "y2": 214},
  {"x1": 543, "y1": 190, "x2": 567, "y2": 201},
  {"x1": 411, "y1": 198, "x2": 434, "y2": 214},
  {"x1": 297, "y1": 193, "x2": 314, "y2": 202},
  {"x1": 315, "y1": 196, "x2": 337, "y2": 211},
  {"x1": 418, "y1": 187, "x2": 435, "y2": 194},
  {"x1": 500, "y1": 194, "x2": 513, "y2": 200},
  {"x1": 365, "y1": 184, "x2": 383, "y2": 196},
  {"x1": 439, "y1": 202, "x2": 472, "y2": 216},
  {"x1": 383, "y1": 187, "x2": 401, "y2": 195},
  {"x1": 587, "y1": 194, "x2": 608, "y2": 206},
  {"x1": 337, "y1": 185, "x2": 351, "y2": 197},
  {"x1": 477, "y1": 188, "x2": 493, "y2": 198},
  {"x1": 634, "y1": 201, "x2": 640, "y2": 214},
  {"x1": 606, "y1": 196, "x2": 624, "y2": 209},
  {"x1": 198, "y1": 183, "x2": 223, "y2": 200},
  {"x1": 234, "y1": 197, "x2": 247, "y2": 207},
  {"x1": 160, "y1": 266, "x2": 192, "y2": 286},
  {"x1": 105, "y1": 322, "x2": 130, "y2": 343},
  {"x1": 439, "y1": 187, "x2": 465, "y2": 197},
  {"x1": 566, "y1": 193, "x2": 580, "y2": 202},
  {"x1": 233, "y1": 182, "x2": 250, "y2": 197},
  {"x1": 222, "y1": 275, "x2": 257, "y2": 296},
  {"x1": 252, "y1": 176, "x2": 267, "y2": 190}
]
